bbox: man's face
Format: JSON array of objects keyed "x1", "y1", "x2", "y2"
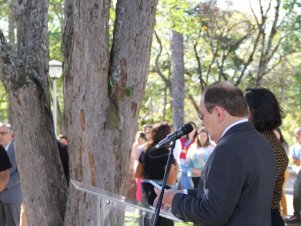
[
  {"x1": 199, "y1": 98, "x2": 218, "y2": 143},
  {"x1": 0, "y1": 126, "x2": 13, "y2": 147}
]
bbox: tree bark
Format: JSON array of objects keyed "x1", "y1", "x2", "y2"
[
  {"x1": 0, "y1": 1, "x2": 67, "y2": 225},
  {"x1": 62, "y1": 0, "x2": 158, "y2": 225},
  {"x1": 171, "y1": 30, "x2": 185, "y2": 129}
]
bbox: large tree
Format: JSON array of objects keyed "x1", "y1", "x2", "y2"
[
  {"x1": 62, "y1": 0, "x2": 159, "y2": 225},
  {"x1": 0, "y1": 0, "x2": 158, "y2": 225},
  {"x1": 0, "y1": 0, "x2": 66, "y2": 225}
]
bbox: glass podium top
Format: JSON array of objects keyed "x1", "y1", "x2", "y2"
[{"x1": 71, "y1": 179, "x2": 182, "y2": 222}]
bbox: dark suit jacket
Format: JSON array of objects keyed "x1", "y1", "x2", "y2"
[
  {"x1": 0, "y1": 142, "x2": 22, "y2": 205},
  {"x1": 171, "y1": 122, "x2": 276, "y2": 226}
]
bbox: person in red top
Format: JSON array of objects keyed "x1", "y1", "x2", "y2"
[{"x1": 178, "y1": 122, "x2": 198, "y2": 189}]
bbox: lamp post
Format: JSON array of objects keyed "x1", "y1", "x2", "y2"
[{"x1": 49, "y1": 60, "x2": 62, "y2": 135}]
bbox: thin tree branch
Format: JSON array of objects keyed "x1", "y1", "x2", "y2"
[{"x1": 154, "y1": 30, "x2": 171, "y2": 88}]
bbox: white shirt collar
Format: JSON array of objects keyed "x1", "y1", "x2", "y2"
[
  {"x1": 5, "y1": 141, "x2": 11, "y2": 151},
  {"x1": 221, "y1": 118, "x2": 248, "y2": 138}
]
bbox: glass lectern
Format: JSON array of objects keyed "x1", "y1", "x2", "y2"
[{"x1": 71, "y1": 180, "x2": 182, "y2": 226}]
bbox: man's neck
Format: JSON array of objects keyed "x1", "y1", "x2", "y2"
[{"x1": 219, "y1": 117, "x2": 248, "y2": 140}]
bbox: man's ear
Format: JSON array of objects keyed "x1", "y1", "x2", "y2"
[{"x1": 215, "y1": 106, "x2": 226, "y2": 123}]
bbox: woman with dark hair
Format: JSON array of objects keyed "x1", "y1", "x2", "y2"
[
  {"x1": 245, "y1": 87, "x2": 288, "y2": 226},
  {"x1": 274, "y1": 128, "x2": 289, "y2": 217},
  {"x1": 134, "y1": 122, "x2": 177, "y2": 226},
  {"x1": 274, "y1": 128, "x2": 289, "y2": 154},
  {"x1": 186, "y1": 128, "x2": 215, "y2": 188}
]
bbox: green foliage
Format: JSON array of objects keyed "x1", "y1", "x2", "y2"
[
  {"x1": 124, "y1": 87, "x2": 132, "y2": 97},
  {"x1": 0, "y1": 0, "x2": 9, "y2": 19},
  {"x1": 139, "y1": 72, "x2": 173, "y2": 125},
  {"x1": 48, "y1": 0, "x2": 64, "y2": 61},
  {"x1": 280, "y1": 0, "x2": 301, "y2": 55},
  {"x1": 141, "y1": 0, "x2": 301, "y2": 137},
  {"x1": 0, "y1": 0, "x2": 300, "y2": 139},
  {"x1": 0, "y1": 83, "x2": 8, "y2": 122}
]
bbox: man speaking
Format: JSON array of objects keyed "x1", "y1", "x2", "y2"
[{"x1": 154, "y1": 81, "x2": 276, "y2": 226}]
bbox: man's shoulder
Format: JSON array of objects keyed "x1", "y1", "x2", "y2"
[{"x1": 221, "y1": 125, "x2": 262, "y2": 146}]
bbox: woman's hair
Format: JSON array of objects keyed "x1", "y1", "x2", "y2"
[
  {"x1": 136, "y1": 131, "x2": 147, "y2": 142},
  {"x1": 274, "y1": 127, "x2": 289, "y2": 153},
  {"x1": 184, "y1": 121, "x2": 198, "y2": 141},
  {"x1": 196, "y1": 127, "x2": 210, "y2": 147},
  {"x1": 244, "y1": 87, "x2": 284, "y2": 131},
  {"x1": 145, "y1": 122, "x2": 171, "y2": 152}
]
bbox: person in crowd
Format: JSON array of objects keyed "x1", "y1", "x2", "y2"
[
  {"x1": 142, "y1": 124, "x2": 153, "y2": 141},
  {"x1": 134, "y1": 122, "x2": 177, "y2": 226},
  {"x1": 58, "y1": 134, "x2": 68, "y2": 145},
  {"x1": 0, "y1": 123, "x2": 22, "y2": 226},
  {"x1": 57, "y1": 139, "x2": 69, "y2": 185},
  {"x1": 0, "y1": 145, "x2": 11, "y2": 191},
  {"x1": 244, "y1": 87, "x2": 288, "y2": 226},
  {"x1": 154, "y1": 81, "x2": 276, "y2": 226},
  {"x1": 285, "y1": 127, "x2": 301, "y2": 223},
  {"x1": 129, "y1": 131, "x2": 148, "y2": 201},
  {"x1": 186, "y1": 128, "x2": 215, "y2": 188},
  {"x1": 274, "y1": 127, "x2": 289, "y2": 217},
  {"x1": 178, "y1": 122, "x2": 197, "y2": 189}
]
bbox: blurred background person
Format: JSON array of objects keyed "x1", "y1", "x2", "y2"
[
  {"x1": 245, "y1": 87, "x2": 288, "y2": 226},
  {"x1": 129, "y1": 131, "x2": 147, "y2": 201},
  {"x1": 186, "y1": 128, "x2": 215, "y2": 188},
  {"x1": 0, "y1": 123, "x2": 22, "y2": 226},
  {"x1": 142, "y1": 124, "x2": 153, "y2": 141},
  {"x1": 0, "y1": 145, "x2": 11, "y2": 191},
  {"x1": 285, "y1": 127, "x2": 301, "y2": 223},
  {"x1": 58, "y1": 134, "x2": 68, "y2": 145},
  {"x1": 274, "y1": 127, "x2": 289, "y2": 217},
  {"x1": 178, "y1": 121, "x2": 197, "y2": 189},
  {"x1": 134, "y1": 122, "x2": 177, "y2": 226}
]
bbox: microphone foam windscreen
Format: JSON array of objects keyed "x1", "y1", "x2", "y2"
[{"x1": 183, "y1": 123, "x2": 193, "y2": 134}]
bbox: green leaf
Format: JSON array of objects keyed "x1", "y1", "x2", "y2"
[{"x1": 124, "y1": 87, "x2": 132, "y2": 97}]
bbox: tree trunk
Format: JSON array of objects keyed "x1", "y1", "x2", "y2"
[
  {"x1": 62, "y1": 0, "x2": 158, "y2": 225},
  {"x1": 0, "y1": 1, "x2": 67, "y2": 226},
  {"x1": 171, "y1": 30, "x2": 185, "y2": 129}
]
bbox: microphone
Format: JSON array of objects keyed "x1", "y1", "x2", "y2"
[{"x1": 152, "y1": 123, "x2": 194, "y2": 151}]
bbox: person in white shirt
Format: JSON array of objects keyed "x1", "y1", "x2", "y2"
[{"x1": 186, "y1": 128, "x2": 215, "y2": 188}]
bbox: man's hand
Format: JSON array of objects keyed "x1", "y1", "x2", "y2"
[
  {"x1": 191, "y1": 169, "x2": 201, "y2": 177},
  {"x1": 153, "y1": 188, "x2": 182, "y2": 208},
  {"x1": 0, "y1": 170, "x2": 9, "y2": 191}
]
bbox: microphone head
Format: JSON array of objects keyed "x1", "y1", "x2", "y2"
[{"x1": 182, "y1": 123, "x2": 194, "y2": 135}]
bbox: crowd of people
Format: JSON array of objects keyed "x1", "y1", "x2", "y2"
[
  {"x1": 1, "y1": 81, "x2": 301, "y2": 226},
  {"x1": 0, "y1": 127, "x2": 68, "y2": 226},
  {"x1": 130, "y1": 81, "x2": 301, "y2": 226}
]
